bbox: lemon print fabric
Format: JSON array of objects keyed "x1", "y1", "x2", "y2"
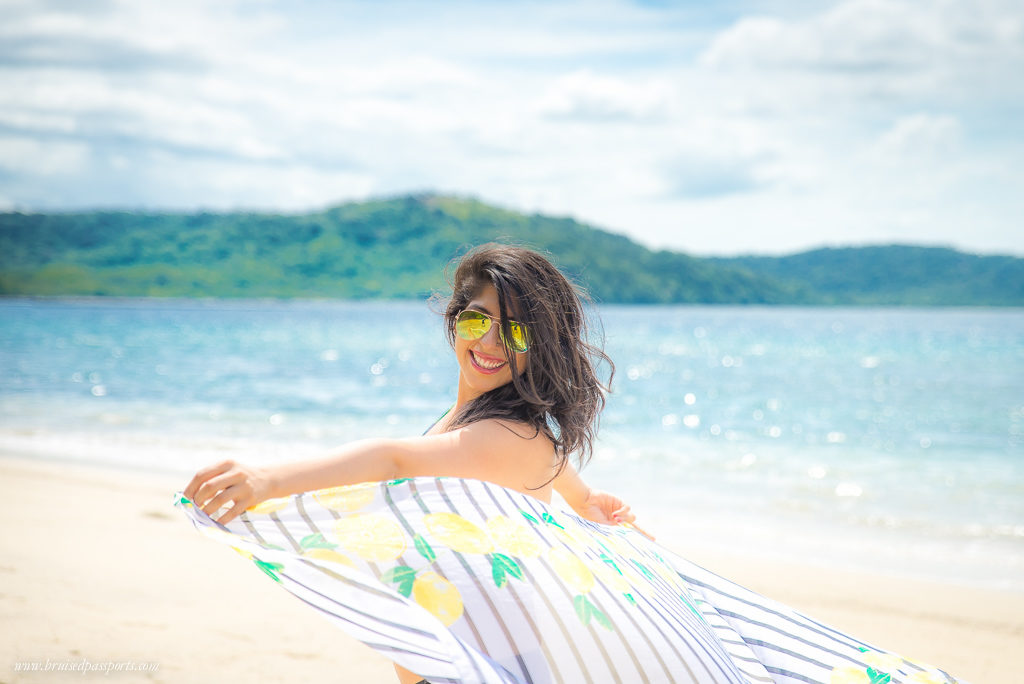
[
  {"x1": 411, "y1": 570, "x2": 464, "y2": 626},
  {"x1": 333, "y1": 513, "x2": 406, "y2": 562},
  {"x1": 312, "y1": 482, "x2": 377, "y2": 511},
  {"x1": 424, "y1": 512, "x2": 494, "y2": 554},
  {"x1": 176, "y1": 478, "x2": 962, "y2": 684}
]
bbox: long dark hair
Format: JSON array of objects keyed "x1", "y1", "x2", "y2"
[{"x1": 441, "y1": 244, "x2": 614, "y2": 475}]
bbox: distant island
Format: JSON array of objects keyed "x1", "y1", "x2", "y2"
[{"x1": 1, "y1": 194, "x2": 1021, "y2": 305}]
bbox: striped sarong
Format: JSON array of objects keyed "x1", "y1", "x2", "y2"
[{"x1": 175, "y1": 477, "x2": 959, "y2": 684}]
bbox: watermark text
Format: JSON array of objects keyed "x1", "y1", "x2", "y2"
[{"x1": 11, "y1": 658, "x2": 160, "y2": 675}]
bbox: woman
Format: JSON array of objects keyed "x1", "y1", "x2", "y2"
[
  {"x1": 183, "y1": 244, "x2": 959, "y2": 684},
  {"x1": 185, "y1": 244, "x2": 636, "y2": 683}
]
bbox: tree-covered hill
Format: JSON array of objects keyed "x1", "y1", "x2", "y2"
[
  {"x1": 1, "y1": 194, "x2": 1019, "y2": 305},
  {"x1": 712, "y1": 246, "x2": 1024, "y2": 306}
]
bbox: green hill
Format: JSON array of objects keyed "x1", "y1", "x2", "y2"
[
  {"x1": 0, "y1": 194, "x2": 1019, "y2": 305},
  {"x1": 712, "y1": 246, "x2": 1024, "y2": 306}
]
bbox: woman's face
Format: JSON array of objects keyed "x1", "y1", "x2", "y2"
[{"x1": 454, "y1": 282, "x2": 528, "y2": 401}]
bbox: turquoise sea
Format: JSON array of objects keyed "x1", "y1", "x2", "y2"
[{"x1": 2, "y1": 298, "x2": 1022, "y2": 589}]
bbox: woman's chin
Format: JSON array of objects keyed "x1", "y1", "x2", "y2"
[
  {"x1": 468, "y1": 374, "x2": 512, "y2": 394},
  {"x1": 460, "y1": 364, "x2": 513, "y2": 396}
]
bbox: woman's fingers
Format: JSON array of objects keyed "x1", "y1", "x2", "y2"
[
  {"x1": 204, "y1": 486, "x2": 249, "y2": 525},
  {"x1": 589, "y1": 490, "x2": 624, "y2": 517},
  {"x1": 185, "y1": 459, "x2": 273, "y2": 525},
  {"x1": 184, "y1": 459, "x2": 236, "y2": 501},
  {"x1": 193, "y1": 469, "x2": 243, "y2": 510},
  {"x1": 611, "y1": 504, "x2": 633, "y2": 523}
]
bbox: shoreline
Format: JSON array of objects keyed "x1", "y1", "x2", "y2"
[{"x1": 2, "y1": 453, "x2": 1022, "y2": 683}]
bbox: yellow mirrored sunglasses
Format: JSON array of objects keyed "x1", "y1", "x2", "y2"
[{"x1": 454, "y1": 310, "x2": 530, "y2": 353}]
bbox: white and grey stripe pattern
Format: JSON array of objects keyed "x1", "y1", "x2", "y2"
[{"x1": 176, "y1": 478, "x2": 961, "y2": 684}]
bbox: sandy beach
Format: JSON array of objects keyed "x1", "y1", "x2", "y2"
[{"x1": 2, "y1": 454, "x2": 1021, "y2": 684}]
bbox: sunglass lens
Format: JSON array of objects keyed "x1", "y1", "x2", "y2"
[
  {"x1": 455, "y1": 311, "x2": 490, "y2": 340},
  {"x1": 505, "y1": 322, "x2": 530, "y2": 353}
]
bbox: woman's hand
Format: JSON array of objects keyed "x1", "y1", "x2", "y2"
[
  {"x1": 183, "y1": 459, "x2": 275, "y2": 525},
  {"x1": 574, "y1": 488, "x2": 632, "y2": 525},
  {"x1": 574, "y1": 489, "x2": 656, "y2": 540}
]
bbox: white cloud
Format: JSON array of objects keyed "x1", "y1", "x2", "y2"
[
  {"x1": 0, "y1": 137, "x2": 89, "y2": 176},
  {"x1": 537, "y1": 70, "x2": 672, "y2": 122},
  {"x1": 699, "y1": 0, "x2": 1018, "y2": 73},
  {"x1": 873, "y1": 113, "x2": 961, "y2": 157},
  {"x1": 0, "y1": 0, "x2": 1021, "y2": 255}
]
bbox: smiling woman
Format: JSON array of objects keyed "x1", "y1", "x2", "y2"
[
  {"x1": 180, "y1": 243, "x2": 963, "y2": 684},
  {"x1": 183, "y1": 243, "x2": 636, "y2": 683}
]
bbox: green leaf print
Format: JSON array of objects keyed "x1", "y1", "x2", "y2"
[
  {"x1": 590, "y1": 604, "x2": 613, "y2": 631},
  {"x1": 865, "y1": 667, "x2": 892, "y2": 684},
  {"x1": 679, "y1": 592, "x2": 703, "y2": 621},
  {"x1": 866, "y1": 668, "x2": 892, "y2": 684},
  {"x1": 520, "y1": 511, "x2": 540, "y2": 524},
  {"x1": 380, "y1": 566, "x2": 417, "y2": 598},
  {"x1": 541, "y1": 512, "x2": 564, "y2": 529},
  {"x1": 599, "y1": 552, "x2": 622, "y2": 575},
  {"x1": 299, "y1": 533, "x2": 335, "y2": 550},
  {"x1": 572, "y1": 594, "x2": 590, "y2": 624},
  {"x1": 491, "y1": 553, "x2": 523, "y2": 588},
  {"x1": 572, "y1": 594, "x2": 613, "y2": 631},
  {"x1": 492, "y1": 561, "x2": 507, "y2": 588},
  {"x1": 179, "y1": 495, "x2": 192, "y2": 505},
  {"x1": 414, "y1": 534, "x2": 436, "y2": 563},
  {"x1": 631, "y1": 560, "x2": 655, "y2": 581},
  {"x1": 387, "y1": 478, "x2": 413, "y2": 486},
  {"x1": 254, "y1": 559, "x2": 285, "y2": 583}
]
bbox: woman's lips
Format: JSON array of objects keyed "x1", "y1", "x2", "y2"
[{"x1": 470, "y1": 350, "x2": 507, "y2": 374}]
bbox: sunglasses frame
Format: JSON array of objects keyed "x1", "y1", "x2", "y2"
[{"x1": 454, "y1": 309, "x2": 531, "y2": 353}]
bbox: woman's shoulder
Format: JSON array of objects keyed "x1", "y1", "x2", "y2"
[
  {"x1": 455, "y1": 417, "x2": 555, "y2": 460},
  {"x1": 459, "y1": 416, "x2": 548, "y2": 441}
]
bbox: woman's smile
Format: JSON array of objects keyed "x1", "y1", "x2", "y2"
[{"x1": 469, "y1": 349, "x2": 507, "y2": 374}]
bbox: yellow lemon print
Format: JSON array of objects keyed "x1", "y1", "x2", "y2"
[
  {"x1": 424, "y1": 513, "x2": 493, "y2": 554},
  {"x1": 546, "y1": 546, "x2": 595, "y2": 594},
  {"x1": 313, "y1": 482, "x2": 377, "y2": 512},
  {"x1": 333, "y1": 513, "x2": 406, "y2": 562},
  {"x1": 412, "y1": 570, "x2": 464, "y2": 626},
  {"x1": 486, "y1": 516, "x2": 541, "y2": 558},
  {"x1": 591, "y1": 561, "x2": 631, "y2": 594},
  {"x1": 231, "y1": 545, "x2": 253, "y2": 560},
  {"x1": 829, "y1": 666, "x2": 871, "y2": 684},
  {"x1": 603, "y1": 533, "x2": 641, "y2": 563},
  {"x1": 301, "y1": 548, "x2": 355, "y2": 568},
  {"x1": 246, "y1": 497, "x2": 291, "y2": 514},
  {"x1": 551, "y1": 527, "x2": 588, "y2": 554},
  {"x1": 907, "y1": 671, "x2": 947, "y2": 684},
  {"x1": 862, "y1": 651, "x2": 903, "y2": 674}
]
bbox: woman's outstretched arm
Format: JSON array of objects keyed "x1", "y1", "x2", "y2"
[{"x1": 184, "y1": 419, "x2": 555, "y2": 525}]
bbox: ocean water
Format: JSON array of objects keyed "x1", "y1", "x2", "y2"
[{"x1": 2, "y1": 298, "x2": 1022, "y2": 589}]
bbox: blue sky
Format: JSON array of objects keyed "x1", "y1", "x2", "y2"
[{"x1": 1, "y1": 0, "x2": 1021, "y2": 255}]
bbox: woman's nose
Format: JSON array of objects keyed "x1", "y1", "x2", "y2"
[{"x1": 480, "y1": 321, "x2": 503, "y2": 348}]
